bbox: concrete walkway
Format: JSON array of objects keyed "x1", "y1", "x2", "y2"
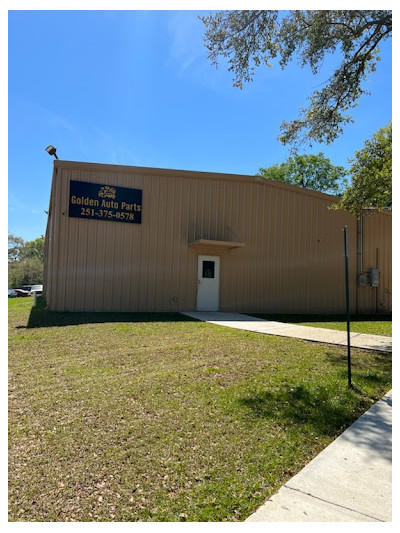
[
  {"x1": 246, "y1": 390, "x2": 392, "y2": 522},
  {"x1": 181, "y1": 312, "x2": 392, "y2": 353}
]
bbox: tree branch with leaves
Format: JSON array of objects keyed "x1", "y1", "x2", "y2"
[
  {"x1": 201, "y1": 10, "x2": 392, "y2": 150},
  {"x1": 335, "y1": 122, "x2": 391, "y2": 216}
]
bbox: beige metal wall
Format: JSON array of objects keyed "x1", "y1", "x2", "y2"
[
  {"x1": 356, "y1": 210, "x2": 392, "y2": 314},
  {"x1": 44, "y1": 161, "x2": 391, "y2": 314}
]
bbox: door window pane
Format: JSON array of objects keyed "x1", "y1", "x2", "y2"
[{"x1": 202, "y1": 261, "x2": 215, "y2": 278}]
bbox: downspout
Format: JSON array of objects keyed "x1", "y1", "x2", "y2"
[
  {"x1": 360, "y1": 209, "x2": 364, "y2": 275},
  {"x1": 356, "y1": 209, "x2": 364, "y2": 314},
  {"x1": 375, "y1": 247, "x2": 379, "y2": 314}
]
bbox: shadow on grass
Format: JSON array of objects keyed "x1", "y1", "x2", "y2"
[
  {"x1": 237, "y1": 384, "x2": 374, "y2": 438},
  {"x1": 238, "y1": 383, "x2": 391, "y2": 462},
  {"x1": 324, "y1": 350, "x2": 391, "y2": 377},
  {"x1": 24, "y1": 297, "x2": 197, "y2": 329}
]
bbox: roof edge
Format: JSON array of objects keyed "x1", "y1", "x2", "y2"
[{"x1": 53, "y1": 159, "x2": 342, "y2": 202}]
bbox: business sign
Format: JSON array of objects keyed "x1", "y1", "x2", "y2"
[{"x1": 69, "y1": 180, "x2": 142, "y2": 224}]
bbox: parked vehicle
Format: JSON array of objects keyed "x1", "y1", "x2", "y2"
[
  {"x1": 15, "y1": 288, "x2": 30, "y2": 297},
  {"x1": 21, "y1": 285, "x2": 32, "y2": 293},
  {"x1": 8, "y1": 289, "x2": 17, "y2": 298},
  {"x1": 30, "y1": 285, "x2": 43, "y2": 295}
]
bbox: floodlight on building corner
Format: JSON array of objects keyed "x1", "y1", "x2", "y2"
[{"x1": 45, "y1": 145, "x2": 58, "y2": 159}]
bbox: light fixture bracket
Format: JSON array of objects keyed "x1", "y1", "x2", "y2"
[{"x1": 45, "y1": 145, "x2": 58, "y2": 159}]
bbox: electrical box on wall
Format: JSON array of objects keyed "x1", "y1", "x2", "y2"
[
  {"x1": 358, "y1": 274, "x2": 367, "y2": 287},
  {"x1": 370, "y1": 268, "x2": 380, "y2": 287}
]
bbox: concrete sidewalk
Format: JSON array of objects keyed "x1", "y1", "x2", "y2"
[
  {"x1": 181, "y1": 312, "x2": 392, "y2": 353},
  {"x1": 246, "y1": 390, "x2": 392, "y2": 522}
]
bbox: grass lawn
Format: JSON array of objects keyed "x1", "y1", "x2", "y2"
[
  {"x1": 250, "y1": 314, "x2": 392, "y2": 337},
  {"x1": 9, "y1": 298, "x2": 392, "y2": 522}
]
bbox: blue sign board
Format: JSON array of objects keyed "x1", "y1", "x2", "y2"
[{"x1": 69, "y1": 180, "x2": 142, "y2": 224}]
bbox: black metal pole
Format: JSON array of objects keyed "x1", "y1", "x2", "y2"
[{"x1": 343, "y1": 226, "x2": 352, "y2": 388}]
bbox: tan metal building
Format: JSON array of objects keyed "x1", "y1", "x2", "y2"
[{"x1": 44, "y1": 160, "x2": 392, "y2": 314}]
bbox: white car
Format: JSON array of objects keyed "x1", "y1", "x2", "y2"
[{"x1": 30, "y1": 285, "x2": 43, "y2": 295}]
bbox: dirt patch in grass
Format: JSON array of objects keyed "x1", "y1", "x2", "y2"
[{"x1": 9, "y1": 299, "x2": 391, "y2": 522}]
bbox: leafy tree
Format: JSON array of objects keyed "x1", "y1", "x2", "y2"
[
  {"x1": 201, "y1": 10, "x2": 392, "y2": 149},
  {"x1": 8, "y1": 234, "x2": 45, "y2": 288},
  {"x1": 8, "y1": 257, "x2": 44, "y2": 289},
  {"x1": 8, "y1": 234, "x2": 25, "y2": 263},
  {"x1": 22, "y1": 236, "x2": 45, "y2": 262},
  {"x1": 257, "y1": 152, "x2": 348, "y2": 194},
  {"x1": 336, "y1": 122, "x2": 391, "y2": 216}
]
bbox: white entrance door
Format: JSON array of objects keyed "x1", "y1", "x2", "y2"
[{"x1": 197, "y1": 255, "x2": 220, "y2": 311}]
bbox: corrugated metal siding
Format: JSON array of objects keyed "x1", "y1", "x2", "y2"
[
  {"x1": 356, "y1": 211, "x2": 392, "y2": 313},
  {"x1": 216, "y1": 190, "x2": 357, "y2": 314},
  {"x1": 44, "y1": 161, "x2": 390, "y2": 314}
]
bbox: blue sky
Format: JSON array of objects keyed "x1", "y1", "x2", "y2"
[{"x1": 8, "y1": 8, "x2": 392, "y2": 242}]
